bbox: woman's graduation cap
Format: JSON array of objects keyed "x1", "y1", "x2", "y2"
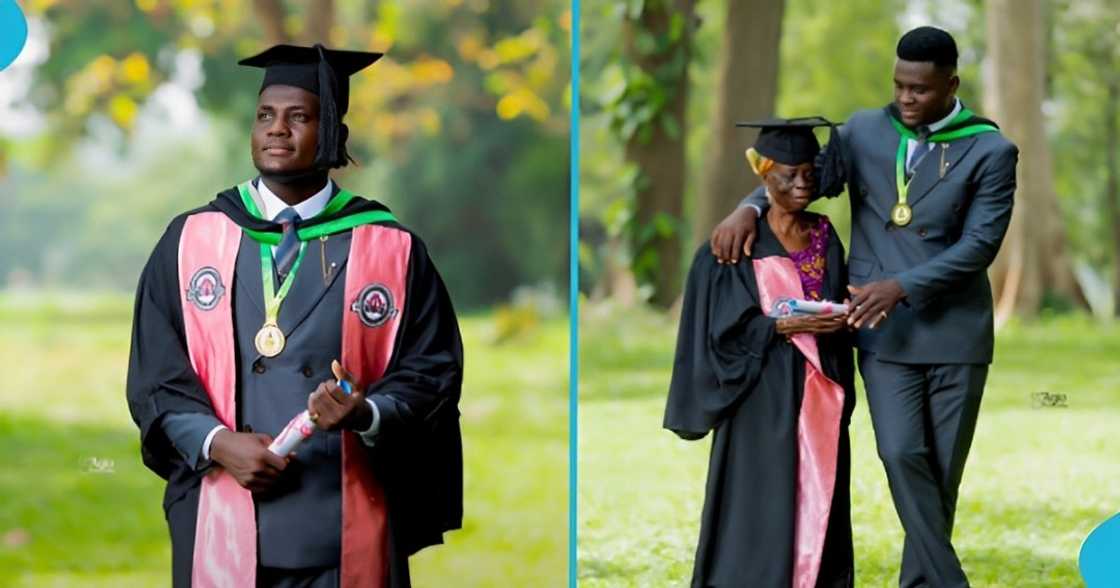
[
  {"x1": 239, "y1": 44, "x2": 383, "y2": 169},
  {"x1": 735, "y1": 117, "x2": 835, "y2": 165},
  {"x1": 736, "y1": 116, "x2": 847, "y2": 197}
]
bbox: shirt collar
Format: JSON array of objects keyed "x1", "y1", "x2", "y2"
[
  {"x1": 926, "y1": 98, "x2": 962, "y2": 133},
  {"x1": 257, "y1": 177, "x2": 334, "y2": 221}
]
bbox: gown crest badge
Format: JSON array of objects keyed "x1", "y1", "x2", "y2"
[
  {"x1": 186, "y1": 266, "x2": 226, "y2": 311},
  {"x1": 351, "y1": 283, "x2": 398, "y2": 327}
]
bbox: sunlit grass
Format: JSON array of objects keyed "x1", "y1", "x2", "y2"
[
  {"x1": 0, "y1": 293, "x2": 568, "y2": 588},
  {"x1": 578, "y1": 302, "x2": 1119, "y2": 587}
]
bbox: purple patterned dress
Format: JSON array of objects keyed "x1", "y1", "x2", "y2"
[{"x1": 787, "y1": 215, "x2": 831, "y2": 301}]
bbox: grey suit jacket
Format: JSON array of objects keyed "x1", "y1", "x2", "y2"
[
  {"x1": 235, "y1": 229, "x2": 351, "y2": 568},
  {"x1": 745, "y1": 106, "x2": 1019, "y2": 364}
]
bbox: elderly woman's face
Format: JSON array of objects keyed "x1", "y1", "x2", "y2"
[{"x1": 763, "y1": 162, "x2": 816, "y2": 212}]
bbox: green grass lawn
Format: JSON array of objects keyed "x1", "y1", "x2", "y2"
[
  {"x1": 0, "y1": 293, "x2": 568, "y2": 588},
  {"x1": 578, "y1": 302, "x2": 1120, "y2": 587}
]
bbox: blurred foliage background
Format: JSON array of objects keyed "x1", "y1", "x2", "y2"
[
  {"x1": 0, "y1": 0, "x2": 570, "y2": 310},
  {"x1": 0, "y1": 1, "x2": 570, "y2": 586}
]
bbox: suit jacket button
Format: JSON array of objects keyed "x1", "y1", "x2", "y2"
[
  {"x1": 918, "y1": 228, "x2": 928, "y2": 237},
  {"x1": 253, "y1": 360, "x2": 266, "y2": 374},
  {"x1": 301, "y1": 366, "x2": 314, "y2": 378}
]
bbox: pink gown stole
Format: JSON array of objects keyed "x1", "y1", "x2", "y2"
[
  {"x1": 752, "y1": 255, "x2": 846, "y2": 588},
  {"x1": 178, "y1": 212, "x2": 411, "y2": 587}
]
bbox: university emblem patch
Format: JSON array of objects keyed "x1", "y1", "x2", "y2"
[
  {"x1": 185, "y1": 266, "x2": 226, "y2": 311},
  {"x1": 351, "y1": 283, "x2": 398, "y2": 327}
]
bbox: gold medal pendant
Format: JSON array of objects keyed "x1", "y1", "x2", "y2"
[
  {"x1": 891, "y1": 203, "x2": 913, "y2": 227},
  {"x1": 255, "y1": 322, "x2": 286, "y2": 357},
  {"x1": 256, "y1": 240, "x2": 307, "y2": 359}
]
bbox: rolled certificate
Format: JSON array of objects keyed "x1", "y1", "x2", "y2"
[
  {"x1": 268, "y1": 410, "x2": 316, "y2": 456},
  {"x1": 769, "y1": 297, "x2": 849, "y2": 318},
  {"x1": 267, "y1": 379, "x2": 354, "y2": 456}
]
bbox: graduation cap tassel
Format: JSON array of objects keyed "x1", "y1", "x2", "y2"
[
  {"x1": 815, "y1": 122, "x2": 848, "y2": 198},
  {"x1": 341, "y1": 123, "x2": 358, "y2": 167},
  {"x1": 314, "y1": 44, "x2": 342, "y2": 168}
]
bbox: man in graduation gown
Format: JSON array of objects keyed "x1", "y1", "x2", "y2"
[
  {"x1": 710, "y1": 28, "x2": 1019, "y2": 588},
  {"x1": 126, "y1": 44, "x2": 463, "y2": 588}
]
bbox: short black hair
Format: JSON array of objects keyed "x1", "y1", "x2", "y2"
[{"x1": 896, "y1": 26, "x2": 958, "y2": 69}]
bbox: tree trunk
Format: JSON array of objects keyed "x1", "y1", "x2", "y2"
[
  {"x1": 303, "y1": 0, "x2": 336, "y2": 45},
  {"x1": 252, "y1": 0, "x2": 289, "y2": 45},
  {"x1": 985, "y1": 0, "x2": 1080, "y2": 322},
  {"x1": 694, "y1": 0, "x2": 784, "y2": 243},
  {"x1": 623, "y1": 0, "x2": 695, "y2": 308},
  {"x1": 1106, "y1": 75, "x2": 1120, "y2": 314}
]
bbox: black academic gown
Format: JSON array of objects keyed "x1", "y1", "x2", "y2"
[
  {"x1": 665, "y1": 215, "x2": 856, "y2": 588},
  {"x1": 126, "y1": 185, "x2": 463, "y2": 588}
]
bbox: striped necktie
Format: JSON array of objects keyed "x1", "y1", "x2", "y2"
[
  {"x1": 273, "y1": 207, "x2": 302, "y2": 283},
  {"x1": 906, "y1": 125, "x2": 932, "y2": 179}
]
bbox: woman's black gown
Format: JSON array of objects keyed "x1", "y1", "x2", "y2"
[{"x1": 664, "y1": 216, "x2": 857, "y2": 588}]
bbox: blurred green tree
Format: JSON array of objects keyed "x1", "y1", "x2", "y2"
[
  {"x1": 2, "y1": 0, "x2": 569, "y2": 309},
  {"x1": 985, "y1": 0, "x2": 1082, "y2": 321},
  {"x1": 1050, "y1": 0, "x2": 1120, "y2": 316},
  {"x1": 612, "y1": 0, "x2": 696, "y2": 308},
  {"x1": 693, "y1": 0, "x2": 783, "y2": 250}
]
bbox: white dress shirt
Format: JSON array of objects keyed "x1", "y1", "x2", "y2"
[
  {"x1": 200, "y1": 177, "x2": 382, "y2": 462},
  {"x1": 906, "y1": 97, "x2": 962, "y2": 172},
  {"x1": 258, "y1": 177, "x2": 334, "y2": 225}
]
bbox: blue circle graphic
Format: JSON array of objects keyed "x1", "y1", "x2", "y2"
[
  {"x1": 1080, "y1": 512, "x2": 1120, "y2": 586},
  {"x1": 0, "y1": 0, "x2": 29, "y2": 71}
]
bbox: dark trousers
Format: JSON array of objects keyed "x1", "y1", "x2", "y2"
[{"x1": 858, "y1": 351, "x2": 987, "y2": 588}]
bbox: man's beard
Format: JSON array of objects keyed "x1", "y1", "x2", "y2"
[{"x1": 256, "y1": 165, "x2": 329, "y2": 186}]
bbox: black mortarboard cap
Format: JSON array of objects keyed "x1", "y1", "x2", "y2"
[
  {"x1": 239, "y1": 44, "x2": 382, "y2": 169},
  {"x1": 737, "y1": 116, "x2": 848, "y2": 197},
  {"x1": 735, "y1": 116, "x2": 834, "y2": 166}
]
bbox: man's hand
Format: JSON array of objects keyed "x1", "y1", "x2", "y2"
[
  {"x1": 307, "y1": 360, "x2": 371, "y2": 432},
  {"x1": 710, "y1": 206, "x2": 760, "y2": 263},
  {"x1": 209, "y1": 429, "x2": 289, "y2": 492},
  {"x1": 847, "y1": 280, "x2": 906, "y2": 329},
  {"x1": 775, "y1": 313, "x2": 849, "y2": 336}
]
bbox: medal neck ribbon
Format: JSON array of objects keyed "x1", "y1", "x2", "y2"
[
  {"x1": 259, "y1": 240, "x2": 307, "y2": 329},
  {"x1": 888, "y1": 108, "x2": 999, "y2": 206}
]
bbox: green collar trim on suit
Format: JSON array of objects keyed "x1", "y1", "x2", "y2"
[
  {"x1": 888, "y1": 109, "x2": 999, "y2": 220},
  {"x1": 888, "y1": 108, "x2": 999, "y2": 143},
  {"x1": 235, "y1": 181, "x2": 398, "y2": 245}
]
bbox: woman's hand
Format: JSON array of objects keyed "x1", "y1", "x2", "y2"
[{"x1": 775, "y1": 313, "x2": 848, "y2": 336}]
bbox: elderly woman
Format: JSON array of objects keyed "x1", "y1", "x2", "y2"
[{"x1": 664, "y1": 118, "x2": 856, "y2": 588}]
